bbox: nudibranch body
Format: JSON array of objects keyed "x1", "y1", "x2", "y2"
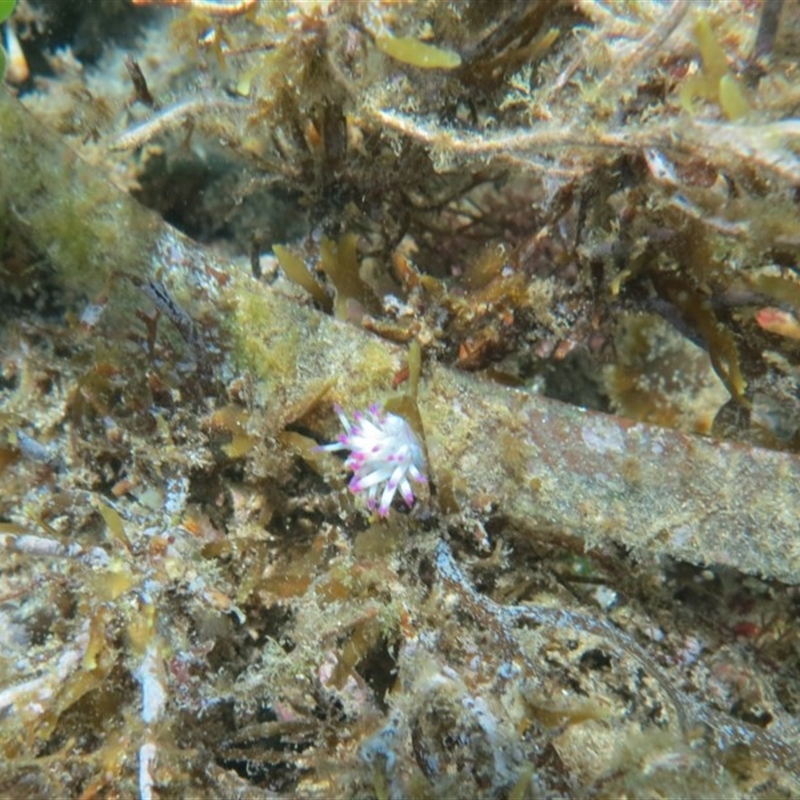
[{"x1": 320, "y1": 405, "x2": 427, "y2": 516}]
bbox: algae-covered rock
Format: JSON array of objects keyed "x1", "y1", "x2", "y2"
[{"x1": 3, "y1": 1, "x2": 800, "y2": 795}]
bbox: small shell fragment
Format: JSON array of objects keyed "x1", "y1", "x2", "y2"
[
  {"x1": 3, "y1": 20, "x2": 29, "y2": 84},
  {"x1": 131, "y1": 0, "x2": 256, "y2": 16}
]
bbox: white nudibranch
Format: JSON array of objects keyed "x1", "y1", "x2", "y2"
[{"x1": 320, "y1": 404, "x2": 427, "y2": 516}]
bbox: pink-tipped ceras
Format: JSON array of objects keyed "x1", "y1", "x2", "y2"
[{"x1": 320, "y1": 404, "x2": 427, "y2": 516}]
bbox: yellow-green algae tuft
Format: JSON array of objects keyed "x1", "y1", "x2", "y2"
[{"x1": 375, "y1": 35, "x2": 461, "y2": 69}]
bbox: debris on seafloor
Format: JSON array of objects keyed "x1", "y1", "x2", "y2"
[{"x1": 2, "y1": 1, "x2": 800, "y2": 797}]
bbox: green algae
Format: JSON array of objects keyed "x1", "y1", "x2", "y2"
[
  {"x1": 0, "y1": 89, "x2": 153, "y2": 311},
  {"x1": 375, "y1": 35, "x2": 462, "y2": 70}
]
